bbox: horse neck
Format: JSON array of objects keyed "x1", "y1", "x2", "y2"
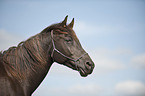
[{"x1": 3, "y1": 32, "x2": 54, "y2": 94}]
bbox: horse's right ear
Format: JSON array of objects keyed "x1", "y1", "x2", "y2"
[
  {"x1": 68, "y1": 18, "x2": 74, "y2": 29},
  {"x1": 61, "y1": 15, "x2": 68, "y2": 27}
]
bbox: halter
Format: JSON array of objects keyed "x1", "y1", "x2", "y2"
[{"x1": 51, "y1": 30, "x2": 87, "y2": 62}]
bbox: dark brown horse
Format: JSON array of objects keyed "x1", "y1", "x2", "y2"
[{"x1": 0, "y1": 16, "x2": 95, "y2": 96}]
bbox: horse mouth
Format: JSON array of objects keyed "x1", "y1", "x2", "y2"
[{"x1": 78, "y1": 68, "x2": 88, "y2": 77}]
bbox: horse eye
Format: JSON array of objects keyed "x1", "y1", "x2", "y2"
[{"x1": 65, "y1": 37, "x2": 72, "y2": 43}]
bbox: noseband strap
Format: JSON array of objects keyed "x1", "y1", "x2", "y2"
[{"x1": 51, "y1": 30, "x2": 87, "y2": 62}]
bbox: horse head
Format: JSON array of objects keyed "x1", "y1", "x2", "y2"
[{"x1": 46, "y1": 16, "x2": 95, "y2": 77}]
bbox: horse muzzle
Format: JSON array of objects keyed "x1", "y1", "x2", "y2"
[{"x1": 78, "y1": 60, "x2": 95, "y2": 77}]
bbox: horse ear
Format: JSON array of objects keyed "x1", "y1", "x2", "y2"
[
  {"x1": 61, "y1": 15, "x2": 68, "y2": 27},
  {"x1": 68, "y1": 18, "x2": 74, "y2": 29}
]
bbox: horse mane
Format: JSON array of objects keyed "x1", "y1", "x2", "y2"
[
  {"x1": 0, "y1": 22, "x2": 76, "y2": 79},
  {"x1": 0, "y1": 52, "x2": 3, "y2": 58},
  {"x1": 0, "y1": 52, "x2": 3, "y2": 65},
  {"x1": 1, "y1": 30, "x2": 50, "y2": 79}
]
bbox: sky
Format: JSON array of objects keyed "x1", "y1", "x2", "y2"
[{"x1": 0, "y1": 0, "x2": 145, "y2": 96}]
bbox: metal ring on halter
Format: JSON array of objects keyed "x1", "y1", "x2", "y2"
[{"x1": 50, "y1": 30, "x2": 87, "y2": 62}]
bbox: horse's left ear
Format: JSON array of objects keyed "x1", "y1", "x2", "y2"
[
  {"x1": 61, "y1": 15, "x2": 68, "y2": 27},
  {"x1": 68, "y1": 18, "x2": 74, "y2": 29}
]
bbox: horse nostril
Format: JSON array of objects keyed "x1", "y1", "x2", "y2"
[
  {"x1": 86, "y1": 61, "x2": 95, "y2": 69},
  {"x1": 85, "y1": 61, "x2": 93, "y2": 71},
  {"x1": 86, "y1": 61, "x2": 92, "y2": 66}
]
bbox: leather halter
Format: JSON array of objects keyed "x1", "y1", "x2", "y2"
[{"x1": 50, "y1": 30, "x2": 87, "y2": 62}]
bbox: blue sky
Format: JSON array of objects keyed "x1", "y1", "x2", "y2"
[{"x1": 0, "y1": 0, "x2": 145, "y2": 96}]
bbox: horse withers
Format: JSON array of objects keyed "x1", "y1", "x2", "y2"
[{"x1": 0, "y1": 16, "x2": 95, "y2": 96}]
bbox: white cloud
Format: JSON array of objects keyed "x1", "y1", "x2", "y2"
[
  {"x1": 115, "y1": 80, "x2": 145, "y2": 96},
  {"x1": 92, "y1": 57, "x2": 125, "y2": 75},
  {"x1": 74, "y1": 21, "x2": 97, "y2": 36},
  {"x1": 130, "y1": 53, "x2": 145, "y2": 68},
  {"x1": 113, "y1": 47, "x2": 133, "y2": 56},
  {"x1": 74, "y1": 21, "x2": 125, "y2": 38},
  {"x1": 68, "y1": 83, "x2": 103, "y2": 96},
  {"x1": 94, "y1": 58, "x2": 124, "y2": 72},
  {"x1": 89, "y1": 47, "x2": 125, "y2": 75},
  {"x1": 0, "y1": 29, "x2": 24, "y2": 50},
  {"x1": 33, "y1": 83, "x2": 103, "y2": 96}
]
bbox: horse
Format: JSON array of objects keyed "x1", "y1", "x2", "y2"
[{"x1": 0, "y1": 16, "x2": 95, "y2": 96}]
